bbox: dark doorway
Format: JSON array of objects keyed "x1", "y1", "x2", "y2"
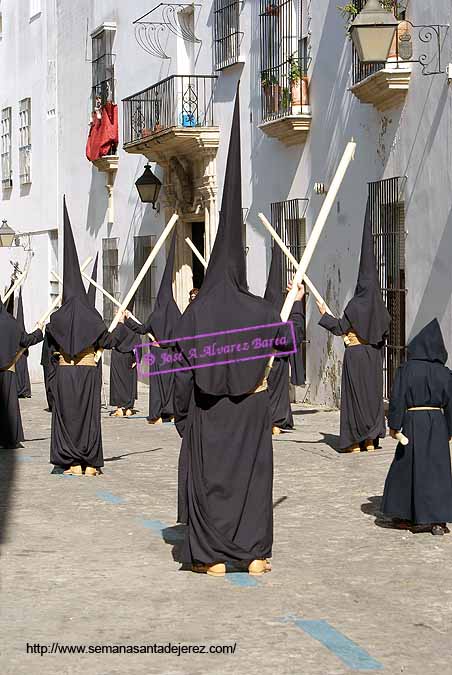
[{"x1": 192, "y1": 221, "x2": 205, "y2": 290}]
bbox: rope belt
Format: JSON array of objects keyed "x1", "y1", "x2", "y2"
[
  {"x1": 59, "y1": 348, "x2": 97, "y2": 367},
  {"x1": 343, "y1": 331, "x2": 368, "y2": 347},
  {"x1": 407, "y1": 406, "x2": 442, "y2": 412}
]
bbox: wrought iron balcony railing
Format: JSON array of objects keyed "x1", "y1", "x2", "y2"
[
  {"x1": 260, "y1": 58, "x2": 310, "y2": 123},
  {"x1": 123, "y1": 75, "x2": 217, "y2": 146}
]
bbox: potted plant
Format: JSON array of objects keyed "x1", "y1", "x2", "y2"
[
  {"x1": 288, "y1": 57, "x2": 309, "y2": 114},
  {"x1": 338, "y1": 1, "x2": 395, "y2": 28},
  {"x1": 261, "y1": 72, "x2": 280, "y2": 114}
]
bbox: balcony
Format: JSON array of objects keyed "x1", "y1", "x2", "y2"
[
  {"x1": 350, "y1": 17, "x2": 412, "y2": 112},
  {"x1": 123, "y1": 75, "x2": 219, "y2": 162}
]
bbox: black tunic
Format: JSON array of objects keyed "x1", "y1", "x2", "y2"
[
  {"x1": 16, "y1": 352, "x2": 31, "y2": 398},
  {"x1": 268, "y1": 302, "x2": 305, "y2": 429},
  {"x1": 382, "y1": 320, "x2": 452, "y2": 524},
  {"x1": 50, "y1": 327, "x2": 125, "y2": 468},
  {"x1": 109, "y1": 349, "x2": 137, "y2": 410},
  {"x1": 319, "y1": 313, "x2": 386, "y2": 449},
  {"x1": 0, "y1": 329, "x2": 43, "y2": 448}
]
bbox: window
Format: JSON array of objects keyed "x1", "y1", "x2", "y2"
[
  {"x1": 271, "y1": 198, "x2": 308, "y2": 373},
  {"x1": 1, "y1": 107, "x2": 12, "y2": 188},
  {"x1": 19, "y1": 98, "x2": 31, "y2": 185},
  {"x1": 91, "y1": 25, "x2": 115, "y2": 109},
  {"x1": 134, "y1": 235, "x2": 157, "y2": 323},
  {"x1": 102, "y1": 238, "x2": 119, "y2": 325},
  {"x1": 214, "y1": 0, "x2": 241, "y2": 70},
  {"x1": 30, "y1": 0, "x2": 42, "y2": 19},
  {"x1": 259, "y1": 0, "x2": 309, "y2": 122},
  {"x1": 369, "y1": 176, "x2": 406, "y2": 398}
]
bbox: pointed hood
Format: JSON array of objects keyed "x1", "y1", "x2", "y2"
[
  {"x1": 0, "y1": 295, "x2": 21, "y2": 370},
  {"x1": 407, "y1": 319, "x2": 448, "y2": 364},
  {"x1": 86, "y1": 253, "x2": 99, "y2": 307},
  {"x1": 264, "y1": 243, "x2": 283, "y2": 309},
  {"x1": 175, "y1": 87, "x2": 282, "y2": 396},
  {"x1": 145, "y1": 229, "x2": 181, "y2": 341},
  {"x1": 343, "y1": 204, "x2": 391, "y2": 344},
  {"x1": 48, "y1": 197, "x2": 107, "y2": 357}
]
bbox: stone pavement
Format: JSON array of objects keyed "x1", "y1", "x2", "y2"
[{"x1": 1, "y1": 382, "x2": 452, "y2": 675}]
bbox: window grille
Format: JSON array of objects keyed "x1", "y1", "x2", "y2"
[
  {"x1": 1, "y1": 107, "x2": 12, "y2": 188},
  {"x1": 369, "y1": 176, "x2": 407, "y2": 398},
  {"x1": 134, "y1": 235, "x2": 157, "y2": 322},
  {"x1": 271, "y1": 198, "x2": 308, "y2": 373},
  {"x1": 102, "y1": 238, "x2": 119, "y2": 325},
  {"x1": 92, "y1": 27, "x2": 115, "y2": 109},
  {"x1": 259, "y1": 0, "x2": 309, "y2": 122},
  {"x1": 49, "y1": 231, "x2": 59, "y2": 302},
  {"x1": 213, "y1": 0, "x2": 241, "y2": 70},
  {"x1": 19, "y1": 98, "x2": 32, "y2": 185}
]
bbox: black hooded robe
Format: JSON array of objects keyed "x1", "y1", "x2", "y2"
[
  {"x1": 48, "y1": 198, "x2": 127, "y2": 469},
  {"x1": 318, "y1": 206, "x2": 390, "y2": 450},
  {"x1": 15, "y1": 290, "x2": 32, "y2": 398},
  {"x1": 174, "y1": 90, "x2": 296, "y2": 564},
  {"x1": 109, "y1": 326, "x2": 138, "y2": 410},
  {"x1": 126, "y1": 230, "x2": 181, "y2": 422},
  {"x1": 382, "y1": 319, "x2": 452, "y2": 525},
  {"x1": 319, "y1": 313, "x2": 386, "y2": 449},
  {"x1": 0, "y1": 299, "x2": 42, "y2": 448}
]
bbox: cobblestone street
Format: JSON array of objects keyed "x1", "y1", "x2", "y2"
[{"x1": 1, "y1": 383, "x2": 451, "y2": 674}]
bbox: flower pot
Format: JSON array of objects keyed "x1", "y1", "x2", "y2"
[
  {"x1": 264, "y1": 3, "x2": 280, "y2": 17},
  {"x1": 263, "y1": 84, "x2": 280, "y2": 115}
]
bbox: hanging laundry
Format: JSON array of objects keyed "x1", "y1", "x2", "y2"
[{"x1": 86, "y1": 101, "x2": 118, "y2": 162}]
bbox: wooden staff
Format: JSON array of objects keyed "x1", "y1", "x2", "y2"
[
  {"x1": 394, "y1": 431, "x2": 409, "y2": 446},
  {"x1": 258, "y1": 213, "x2": 334, "y2": 316},
  {"x1": 2, "y1": 270, "x2": 26, "y2": 304},
  {"x1": 185, "y1": 237, "x2": 208, "y2": 270},
  {"x1": 108, "y1": 213, "x2": 179, "y2": 333},
  {"x1": 265, "y1": 140, "x2": 356, "y2": 374}
]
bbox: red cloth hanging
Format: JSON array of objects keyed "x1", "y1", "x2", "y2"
[{"x1": 86, "y1": 102, "x2": 118, "y2": 162}]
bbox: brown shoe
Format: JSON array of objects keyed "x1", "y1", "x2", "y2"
[
  {"x1": 148, "y1": 417, "x2": 163, "y2": 425},
  {"x1": 342, "y1": 444, "x2": 360, "y2": 453},
  {"x1": 192, "y1": 562, "x2": 226, "y2": 577},
  {"x1": 365, "y1": 439, "x2": 375, "y2": 452},
  {"x1": 85, "y1": 466, "x2": 102, "y2": 477},
  {"x1": 125, "y1": 408, "x2": 133, "y2": 417},
  {"x1": 111, "y1": 408, "x2": 124, "y2": 417},
  {"x1": 63, "y1": 465, "x2": 83, "y2": 476},
  {"x1": 272, "y1": 426, "x2": 282, "y2": 435}
]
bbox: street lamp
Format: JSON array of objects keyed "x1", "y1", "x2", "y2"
[
  {"x1": 349, "y1": 0, "x2": 399, "y2": 64},
  {"x1": 0, "y1": 220, "x2": 16, "y2": 247},
  {"x1": 135, "y1": 164, "x2": 162, "y2": 209}
]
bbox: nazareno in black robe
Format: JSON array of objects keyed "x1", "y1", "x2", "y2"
[
  {"x1": 15, "y1": 289, "x2": 32, "y2": 398},
  {"x1": 0, "y1": 299, "x2": 42, "y2": 448},
  {"x1": 126, "y1": 229, "x2": 181, "y2": 421},
  {"x1": 318, "y1": 205, "x2": 391, "y2": 450},
  {"x1": 174, "y1": 89, "x2": 295, "y2": 564},
  {"x1": 264, "y1": 242, "x2": 305, "y2": 429},
  {"x1": 382, "y1": 319, "x2": 452, "y2": 525},
  {"x1": 109, "y1": 326, "x2": 138, "y2": 410},
  {"x1": 47, "y1": 198, "x2": 127, "y2": 469}
]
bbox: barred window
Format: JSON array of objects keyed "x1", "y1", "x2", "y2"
[
  {"x1": 271, "y1": 198, "x2": 308, "y2": 372},
  {"x1": 134, "y1": 235, "x2": 157, "y2": 322},
  {"x1": 1, "y1": 107, "x2": 12, "y2": 188},
  {"x1": 19, "y1": 98, "x2": 32, "y2": 185},
  {"x1": 49, "y1": 231, "x2": 59, "y2": 302},
  {"x1": 102, "y1": 238, "x2": 119, "y2": 325},
  {"x1": 213, "y1": 0, "x2": 241, "y2": 70},
  {"x1": 369, "y1": 176, "x2": 407, "y2": 398},
  {"x1": 92, "y1": 26, "x2": 115, "y2": 109}
]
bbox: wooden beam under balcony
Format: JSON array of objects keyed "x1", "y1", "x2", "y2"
[
  {"x1": 350, "y1": 67, "x2": 412, "y2": 112},
  {"x1": 258, "y1": 114, "x2": 312, "y2": 146},
  {"x1": 123, "y1": 126, "x2": 220, "y2": 163}
]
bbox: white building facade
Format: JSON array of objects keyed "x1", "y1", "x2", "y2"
[{"x1": 1, "y1": 0, "x2": 451, "y2": 405}]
